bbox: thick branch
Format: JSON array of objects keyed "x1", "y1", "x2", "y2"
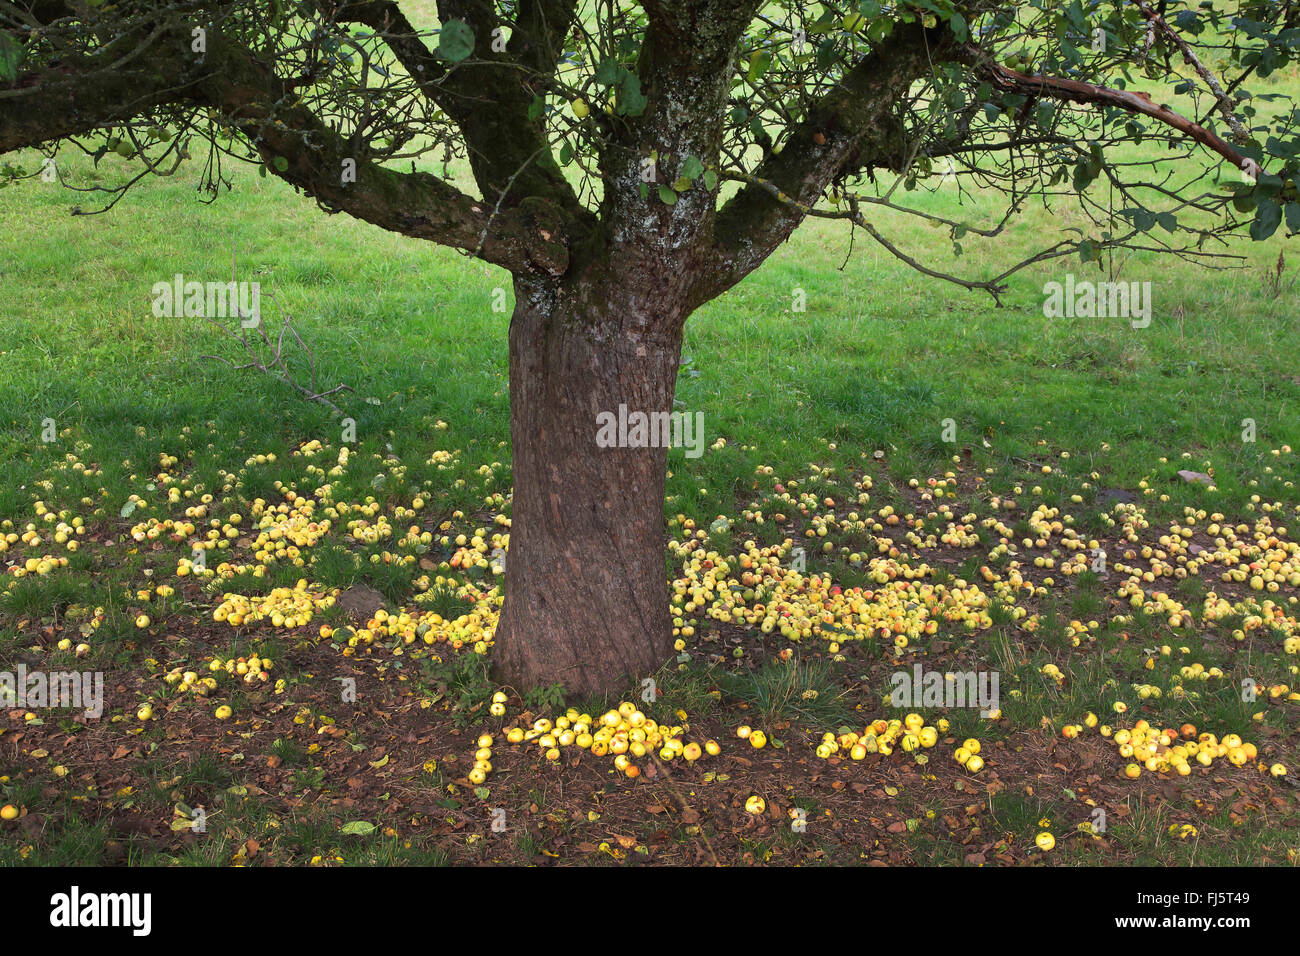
[
  {"x1": 0, "y1": 22, "x2": 571, "y2": 275},
  {"x1": 308, "y1": 1, "x2": 586, "y2": 222},
  {"x1": 434, "y1": 0, "x2": 582, "y2": 211},
  {"x1": 506, "y1": 0, "x2": 579, "y2": 75},
  {"x1": 978, "y1": 61, "x2": 1257, "y2": 175},
  {"x1": 698, "y1": 21, "x2": 946, "y2": 305},
  {"x1": 576, "y1": 0, "x2": 760, "y2": 297},
  {"x1": 324, "y1": 1, "x2": 447, "y2": 89},
  {"x1": 193, "y1": 28, "x2": 573, "y2": 274},
  {"x1": 0, "y1": 55, "x2": 189, "y2": 152}
]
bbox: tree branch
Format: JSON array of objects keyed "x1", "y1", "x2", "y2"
[
  {"x1": 976, "y1": 59, "x2": 1258, "y2": 177},
  {"x1": 0, "y1": 18, "x2": 573, "y2": 275},
  {"x1": 722, "y1": 170, "x2": 1009, "y2": 299},
  {"x1": 697, "y1": 20, "x2": 948, "y2": 306},
  {"x1": 1133, "y1": 0, "x2": 1249, "y2": 143}
]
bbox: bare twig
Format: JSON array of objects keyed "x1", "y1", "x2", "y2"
[
  {"x1": 722, "y1": 171, "x2": 1011, "y2": 300},
  {"x1": 198, "y1": 245, "x2": 353, "y2": 416}
]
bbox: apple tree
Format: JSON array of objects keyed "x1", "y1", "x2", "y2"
[{"x1": 1, "y1": 0, "x2": 1296, "y2": 693}]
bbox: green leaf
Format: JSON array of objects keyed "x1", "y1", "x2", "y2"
[
  {"x1": 1072, "y1": 158, "x2": 1100, "y2": 192},
  {"x1": 671, "y1": 176, "x2": 692, "y2": 192},
  {"x1": 437, "y1": 19, "x2": 475, "y2": 62},
  {"x1": 617, "y1": 73, "x2": 646, "y2": 117},
  {"x1": 594, "y1": 59, "x2": 623, "y2": 85},
  {"x1": 120, "y1": 500, "x2": 138, "y2": 518},
  {"x1": 681, "y1": 155, "x2": 705, "y2": 181},
  {"x1": 657, "y1": 184, "x2": 678, "y2": 205},
  {"x1": 1256, "y1": 172, "x2": 1285, "y2": 196},
  {"x1": 1285, "y1": 202, "x2": 1300, "y2": 233},
  {"x1": 340, "y1": 820, "x2": 377, "y2": 835},
  {"x1": 703, "y1": 169, "x2": 718, "y2": 191},
  {"x1": 271, "y1": 156, "x2": 289, "y2": 172},
  {"x1": 0, "y1": 33, "x2": 22, "y2": 84},
  {"x1": 866, "y1": 18, "x2": 892, "y2": 43},
  {"x1": 1251, "y1": 199, "x2": 1282, "y2": 240}
]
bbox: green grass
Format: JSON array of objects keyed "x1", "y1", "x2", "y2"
[
  {"x1": 2, "y1": 128, "x2": 1297, "y2": 531},
  {"x1": 717, "y1": 657, "x2": 856, "y2": 728}
]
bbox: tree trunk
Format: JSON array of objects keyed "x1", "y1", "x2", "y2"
[{"x1": 493, "y1": 274, "x2": 687, "y2": 696}]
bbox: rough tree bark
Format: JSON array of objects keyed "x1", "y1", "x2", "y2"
[
  {"x1": 487, "y1": 3, "x2": 753, "y2": 696},
  {"x1": 494, "y1": 272, "x2": 687, "y2": 695}
]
